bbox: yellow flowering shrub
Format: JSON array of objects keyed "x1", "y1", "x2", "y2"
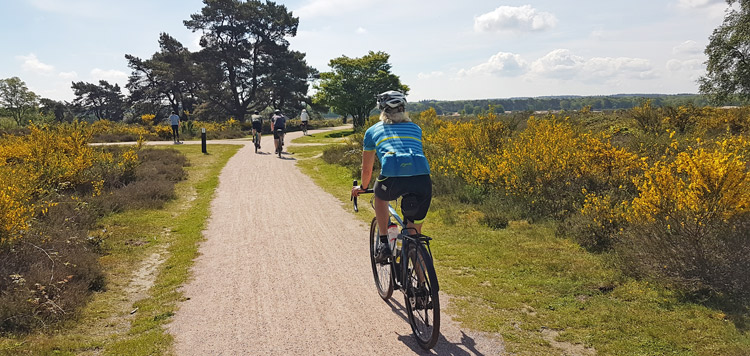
[
  {"x1": 695, "y1": 106, "x2": 750, "y2": 136},
  {"x1": 623, "y1": 136, "x2": 750, "y2": 296},
  {"x1": 141, "y1": 114, "x2": 156, "y2": 126},
  {"x1": 0, "y1": 123, "x2": 139, "y2": 245},
  {"x1": 424, "y1": 110, "x2": 509, "y2": 185},
  {"x1": 630, "y1": 137, "x2": 750, "y2": 225}
]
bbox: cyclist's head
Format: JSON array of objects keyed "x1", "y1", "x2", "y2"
[
  {"x1": 274, "y1": 109, "x2": 281, "y2": 115},
  {"x1": 377, "y1": 90, "x2": 410, "y2": 124},
  {"x1": 302, "y1": 109, "x2": 307, "y2": 113},
  {"x1": 377, "y1": 90, "x2": 407, "y2": 112},
  {"x1": 254, "y1": 110, "x2": 259, "y2": 115}
]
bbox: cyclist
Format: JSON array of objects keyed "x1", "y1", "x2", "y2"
[
  {"x1": 251, "y1": 110, "x2": 262, "y2": 148},
  {"x1": 300, "y1": 108, "x2": 309, "y2": 135},
  {"x1": 351, "y1": 90, "x2": 432, "y2": 263},
  {"x1": 271, "y1": 109, "x2": 287, "y2": 154}
]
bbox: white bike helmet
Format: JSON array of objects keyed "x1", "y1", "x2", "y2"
[{"x1": 377, "y1": 90, "x2": 407, "y2": 110}]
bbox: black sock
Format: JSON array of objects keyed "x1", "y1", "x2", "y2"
[{"x1": 379, "y1": 235, "x2": 388, "y2": 243}]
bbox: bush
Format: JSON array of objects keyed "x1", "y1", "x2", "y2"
[
  {"x1": 0, "y1": 197, "x2": 103, "y2": 333},
  {"x1": 0, "y1": 141, "x2": 187, "y2": 333},
  {"x1": 620, "y1": 138, "x2": 750, "y2": 298},
  {"x1": 558, "y1": 192, "x2": 628, "y2": 252}
]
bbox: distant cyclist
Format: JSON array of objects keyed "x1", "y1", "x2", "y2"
[
  {"x1": 251, "y1": 110, "x2": 262, "y2": 148},
  {"x1": 271, "y1": 109, "x2": 287, "y2": 154},
  {"x1": 351, "y1": 90, "x2": 432, "y2": 262},
  {"x1": 300, "y1": 109, "x2": 309, "y2": 135}
]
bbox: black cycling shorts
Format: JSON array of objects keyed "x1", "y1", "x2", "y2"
[
  {"x1": 273, "y1": 128, "x2": 285, "y2": 139},
  {"x1": 373, "y1": 174, "x2": 432, "y2": 224},
  {"x1": 252, "y1": 121, "x2": 262, "y2": 132}
]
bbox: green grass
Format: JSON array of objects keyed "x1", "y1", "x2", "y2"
[
  {"x1": 0, "y1": 144, "x2": 240, "y2": 356},
  {"x1": 292, "y1": 128, "x2": 354, "y2": 144},
  {"x1": 289, "y1": 143, "x2": 750, "y2": 355}
]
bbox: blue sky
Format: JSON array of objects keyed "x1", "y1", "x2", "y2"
[{"x1": 0, "y1": 0, "x2": 730, "y2": 102}]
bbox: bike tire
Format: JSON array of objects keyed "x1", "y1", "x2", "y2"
[
  {"x1": 403, "y1": 241, "x2": 440, "y2": 350},
  {"x1": 369, "y1": 218, "x2": 394, "y2": 300}
]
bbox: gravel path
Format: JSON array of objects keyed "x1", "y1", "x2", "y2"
[{"x1": 167, "y1": 127, "x2": 505, "y2": 355}]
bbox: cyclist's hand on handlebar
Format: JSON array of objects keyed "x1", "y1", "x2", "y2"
[{"x1": 351, "y1": 185, "x2": 365, "y2": 198}]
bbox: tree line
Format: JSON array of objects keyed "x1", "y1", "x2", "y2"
[{"x1": 406, "y1": 94, "x2": 726, "y2": 116}]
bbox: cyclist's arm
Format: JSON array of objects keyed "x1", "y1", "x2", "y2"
[{"x1": 360, "y1": 150, "x2": 376, "y2": 188}]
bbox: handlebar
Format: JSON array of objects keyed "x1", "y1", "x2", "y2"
[{"x1": 351, "y1": 180, "x2": 373, "y2": 212}]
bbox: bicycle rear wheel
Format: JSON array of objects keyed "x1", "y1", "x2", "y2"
[
  {"x1": 369, "y1": 218, "x2": 393, "y2": 300},
  {"x1": 404, "y1": 241, "x2": 440, "y2": 349}
]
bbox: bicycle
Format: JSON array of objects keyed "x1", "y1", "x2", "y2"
[
  {"x1": 253, "y1": 130, "x2": 261, "y2": 153},
  {"x1": 275, "y1": 128, "x2": 285, "y2": 158},
  {"x1": 352, "y1": 180, "x2": 441, "y2": 350},
  {"x1": 301, "y1": 121, "x2": 308, "y2": 136}
]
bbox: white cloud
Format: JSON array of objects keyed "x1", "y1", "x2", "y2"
[
  {"x1": 676, "y1": 0, "x2": 724, "y2": 9},
  {"x1": 90, "y1": 68, "x2": 128, "y2": 83},
  {"x1": 584, "y1": 57, "x2": 655, "y2": 80},
  {"x1": 667, "y1": 58, "x2": 704, "y2": 72},
  {"x1": 295, "y1": 0, "x2": 377, "y2": 18},
  {"x1": 672, "y1": 40, "x2": 703, "y2": 56},
  {"x1": 417, "y1": 71, "x2": 445, "y2": 80},
  {"x1": 474, "y1": 5, "x2": 557, "y2": 33},
  {"x1": 27, "y1": 0, "x2": 116, "y2": 18},
  {"x1": 356, "y1": 27, "x2": 367, "y2": 34},
  {"x1": 461, "y1": 51, "x2": 528, "y2": 77},
  {"x1": 529, "y1": 49, "x2": 655, "y2": 82},
  {"x1": 58, "y1": 71, "x2": 78, "y2": 79},
  {"x1": 18, "y1": 53, "x2": 55, "y2": 74},
  {"x1": 529, "y1": 49, "x2": 583, "y2": 79}
]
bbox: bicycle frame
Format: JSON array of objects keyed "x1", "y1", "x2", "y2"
[{"x1": 352, "y1": 183, "x2": 437, "y2": 291}]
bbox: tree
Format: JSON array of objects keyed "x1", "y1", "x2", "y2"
[
  {"x1": 39, "y1": 98, "x2": 70, "y2": 123},
  {"x1": 699, "y1": 0, "x2": 750, "y2": 104},
  {"x1": 126, "y1": 33, "x2": 200, "y2": 119},
  {"x1": 185, "y1": 0, "x2": 312, "y2": 122},
  {"x1": 312, "y1": 51, "x2": 408, "y2": 129},
  {"x1": 71, "y1": 80, "x2": 125, "y2": 121},
  {"x1": 0, "y1": 77, "x2": 39, "y2": 126}
]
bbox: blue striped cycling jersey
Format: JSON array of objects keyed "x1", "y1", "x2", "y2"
[{"x1": 363, "y1": 121, "x2": 431, "y2": 177}]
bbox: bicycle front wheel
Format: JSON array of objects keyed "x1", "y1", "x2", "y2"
[
  {"x1": 404, "y1": 242, "x2": 440, "y2": 349},
  {"x1": 369, "y1": 218, "x2": 393, "y2": 300}
]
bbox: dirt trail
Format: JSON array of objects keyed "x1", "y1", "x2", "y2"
[{"x1": 167, "y1": 127, "x2": 506, "y2": 355}]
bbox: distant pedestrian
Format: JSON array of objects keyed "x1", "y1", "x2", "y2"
[
  {"x1": 169, "y1": 111, "x2": 181, "y2": 144},
  {"x1": 300, "y1": 109, "x2": 309, "y2": 135}
]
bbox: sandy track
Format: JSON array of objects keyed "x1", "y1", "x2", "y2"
[{"x1": 167, "y1": 127, "x2": 505, "y2": 355}]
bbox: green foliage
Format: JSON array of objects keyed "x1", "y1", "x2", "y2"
[
  {"x1": 126, "y1": 33, "x2": 199, "y2": 120},
  {"x1": 71, "y1": 80, "x2": 126, "y2": 121},
  {"x1": 700, "y1": 0, "x2": 750, "y2": 104},
  {"x1": 0, "y1": 77, "x2": 39, "y2": 126},
  {"x1": 312, "y1": 51, "x2": 408, "y2": 128},
  {"x1": 185, "y1": 0, "x2": 313, "y2": 121}
]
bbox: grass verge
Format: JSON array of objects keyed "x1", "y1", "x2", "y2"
[
  {"x1": 290, "y1": 137, "x2": 750, "y2": 355},
  {"x1": 0, "y1": 144, "x2": 240, "y2": 356}
]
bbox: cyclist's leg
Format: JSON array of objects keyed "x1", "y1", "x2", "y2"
[{"x1": 373, "y1": 196, "x2": 390, "y2": 236}]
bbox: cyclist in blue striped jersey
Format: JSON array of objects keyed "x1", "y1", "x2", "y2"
[{"x1": 352, "y1": 90, "x2": 432, "y2": 263}]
